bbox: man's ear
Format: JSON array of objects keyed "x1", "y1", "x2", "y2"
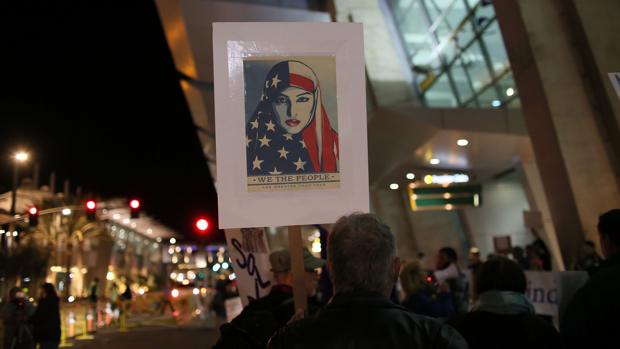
[{"x1": 392, "y1": 257, "x2": 401, "y2": 282}]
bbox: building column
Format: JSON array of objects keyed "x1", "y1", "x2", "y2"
[{"x1": 495, "y1": 0, "x2": 620, "y2": 267}]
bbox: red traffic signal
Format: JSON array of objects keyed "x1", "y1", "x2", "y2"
[
  {"x1": 195, "y1": 218, "x2": 209, "y2": 233},
  {"x1": 86, "y1": 200, "x2": 96, "y2": 210},
  {"x1": 85, "y1": 200, "x2": 97, "y2": 221},
  {"x1": 130, "y1": 199, "x2": 141, "y2": 219},
  {"x1": 28, "y1": 206, "x2": 39, "y2": 227}
]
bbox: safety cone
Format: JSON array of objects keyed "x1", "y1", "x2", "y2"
[{"x1": 76, "y1": 312, "x2": 95, "y2": 340}]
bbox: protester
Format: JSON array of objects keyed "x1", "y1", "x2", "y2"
[
  {"x1": 530, "y1": 228, "x2": 552, "y2": 270},
  {"x1": 32, "y1": 283, "x2": 61, "y2": 349},
  {"x1": 448, "y1": 257, "x2": 560, "y2": 349},
  {"x1": 268, "y1": 213, "x2": 467, "y2": 348},
  {"x1": 467, "y1": 247, "x2": 482, "y2": 274},
  {"x1": 400, "y1": 259, "x2": 455, "y2": 318},
  {"x1": 434, "y1": 246, "x2": 469, "y2": 314},
  {"x1": 213, "y1": 248, "x2": 324, "y2": 349},
  {"x1": 525, "y1": 244, "x2": 544, "y2": 270},
  {"x1": 561, "y1": 209, "x2": 620, "y2": 349},
  {"x1": 0, "y1": 287, "x2": 35, "y2": 349},
  {"x1": 511, "y1": 246, "x2": 529, "y2": 270},
  {"x1": 571, "y1": 240, "x2": 602, "y2": 275}
]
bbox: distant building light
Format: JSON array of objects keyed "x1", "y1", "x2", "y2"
[
  {"x1": 445, "y1": 204, "x2": 454, "y2": 210},
  {"x1": 406, "y1": 173, "x2": 415, "y2": 180},
  {"x1": 389, "y1": 183, "x2": 399, "y2": 190},
  {"x1": 457, "y1": 139, "x2": 469, "y2": 147},
  {"x1": 170, "y1": 238, "x2": 176, "y2": 245},
  {"x1": 62, "y1": 208, "x2": 72, "y2": 216},
  {"x1": 506, "y1": 87, "x2": 515, "y2": 97},
  {"x1": 491, "y1": 99, "x2": 502, "y2": 108},
  {"x1": 430, "y1": 158, "x2": 440, "y2": 165}
]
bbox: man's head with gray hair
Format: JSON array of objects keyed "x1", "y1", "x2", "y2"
[{"x1": 327, "y1": 213, "x2": 400, "y2": 296}]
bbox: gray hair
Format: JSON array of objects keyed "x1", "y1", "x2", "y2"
[{"x1": 328, "y1": 213, "x2": 396, "y2": 294}]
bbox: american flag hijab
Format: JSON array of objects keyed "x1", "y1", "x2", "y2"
[{"x1": 246, "y1": 60, "x2": 339, "y2": 176}]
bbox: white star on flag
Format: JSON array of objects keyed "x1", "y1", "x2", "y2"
[
  {"x1": 293, "y1": 157, "x2": 307, "y2": 171},
  {"x1": 258, "y1": 134, "x2": 271, "y2": 148},
  {"x1": 245, "y1": 136, "x2": 252, "y2": 148},
  {"x1": 265, "y1": 120, "x2": 276, "y2": 132},
  {"x1": 269, "y1": 167, "x2": 283, "y2": 175},
  {"x1": 299, "y1": 140, "x2": 306, "y2": 149},
  {"x1": 250, "y1": 119, "x2": 259, "y2": 129},
  {"x1": 252, "y1": 156, "x2": 264, "y2": 170},
  {"x1": 283, "y1": 133, "x2": 293, "y2": 141},
  {"x1": 271, "y1": 74, "x2": 282, "y2": 88},
  {"x1": 277, "y1": 146, "x2": 289, "y2": 159}
]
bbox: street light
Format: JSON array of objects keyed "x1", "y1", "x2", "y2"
[{"x1": 10, "y1": 151, "x2": 30, "y2": 216}]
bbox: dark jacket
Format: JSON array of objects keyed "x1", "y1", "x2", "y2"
[
  {"x1": 268, "y1": 290, "x2": 468, "y2": 349},
  {"x1": 402, "y1": 289, "x2": 456, "y2": 318},
  {"x1": 561, "y1": 252, "x2": 620, "y2": 349},
  {"x1": 213, "y1": 285, "x2": 319, "y2": 349},
  {"x1": 32, "y1": 296, "x2": 61, "y2": 342},
  {"x1": 0, "y1": 298, "x2": 35, "y2": 349},
  {"x1": 448, "y1": 311, "x2": 560, "y2": 349}
]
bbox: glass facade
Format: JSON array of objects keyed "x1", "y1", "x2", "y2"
[{"x1": 389, "y1": 0, "x2": 520, "y2": 109}]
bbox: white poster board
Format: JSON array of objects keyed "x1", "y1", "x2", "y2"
[
  {"x1": 213, "y1": 22, "x2": 369, "y2": 229},
  {"x1": 225, "y1": 228, "x2": 274, "y2": 306}
]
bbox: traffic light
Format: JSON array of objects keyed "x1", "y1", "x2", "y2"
[
  {"x1": 85, "y1": 200, "x2": 97, "y2": 221},
  {"x1": 195, "y1": 218, "x2": 209, "y2": 234},
  {"x1": 28, "y1": 206, "x2": 39, "y2": 227},
  {"x1": 129, "y1": 199, "x2": 141, "y2": 219}
]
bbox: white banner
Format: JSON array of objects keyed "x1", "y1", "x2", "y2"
[
  {"x1": 225, "y1": 228, "x2": 274, "y2": 306},
  {"x1": 523, "y1": 271, "x2": 588, "y2": 317}
]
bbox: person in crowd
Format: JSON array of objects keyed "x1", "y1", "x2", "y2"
[
  {"x1": 0, "y1": 287, "x2": 35, "y2": 349},
  {"x1": 32, "y1": 283, "x2": 61, "y2": 349},
  {"x1": 571, "y1": 239, "x2": 602, "y2": 275},
  {"x1": 213, "y1": 248, "x2": 324, "y2": 349},
  {"x1": 467, "y1": 247, "x2": 483, "y2": 274},
  {"x1": 511, "y1": 246, "x2": 529, "y2": 270},
  {"x1": 434, "y1": 246, "x2": 469, "y2": 315},
  {"x1": 448, "y1": 257, "x2": 560, "y2": 349},
  {"x1": 525, "y1": 244, "x2": 544, "y2": 270},
  {"x1": 400, "y1": 259, "x2": 455, "y2": 318},
  {"x1": 530, "y1": 228, "x2": 551, "y2": 270},
  {"x1": 561, "y1": 209, "x2": 620, "y2": 349},
  {"x1": 108, "y1": 282, "x2": 119, "y2": 323},
  {"x1": 268, "y1": 213, "x2": 467, "y2": 349}
]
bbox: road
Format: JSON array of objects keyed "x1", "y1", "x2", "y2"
[{"x1": 70, "y1": 324, "x2": 220, "y2": 349}]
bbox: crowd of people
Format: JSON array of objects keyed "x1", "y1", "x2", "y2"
[
  {"x1": 213, "y1": 209, "x2": 620, "y2": 349},
  {"x1": 2, "y1": 209, "x2": 618, "y2": 349},
  {"x1": 1, "y1": 283, "x2": 60, "y2": 349}
]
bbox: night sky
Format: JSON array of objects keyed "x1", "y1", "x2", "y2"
[{"x1": 0, "y1": 1, "x2": 222, "y2": 242}]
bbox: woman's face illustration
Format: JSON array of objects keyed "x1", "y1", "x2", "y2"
[{"x1": 272, "y1": 86, "x2": 315, "y2": 134}]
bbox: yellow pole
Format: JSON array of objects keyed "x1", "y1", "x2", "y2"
[
  {"x1": 119, "y1": 302, "x2": 128, "y2": 332},
  {"x1": 59, "y1": 314, "x2": 74, "y2": 347}
]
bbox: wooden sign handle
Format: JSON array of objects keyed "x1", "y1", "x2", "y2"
[{"x1": 287, "y1": 225, "x2": 308, "y2": 313}]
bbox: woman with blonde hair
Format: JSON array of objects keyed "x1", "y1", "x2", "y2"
[{"x1": 400, "y1": 260, "x2": 455, "y2": 319}]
